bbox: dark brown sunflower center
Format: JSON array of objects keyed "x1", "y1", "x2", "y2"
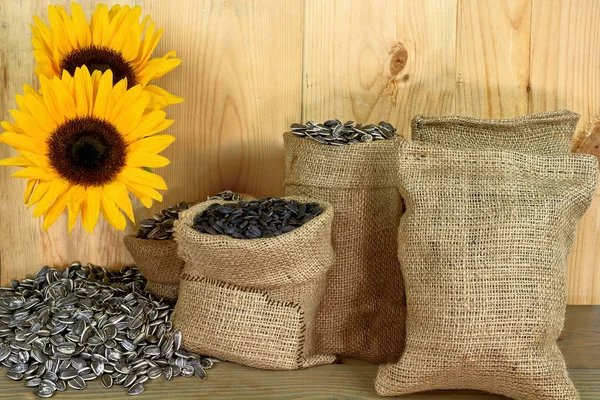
[
  {"x1": 47, "y1": 117, "x2": 127, "y2": 186},
  {"x1": 60, "y1": 45, "x2": 137, "y2": 88}
]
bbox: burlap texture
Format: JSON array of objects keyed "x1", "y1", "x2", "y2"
[
  {"x1": 412, "y1": 110, "x2": 579, "y2": 154},
  {"x1": 173, "y1": 198, "x2": 336, "y2": 370},
  {"x1": 375, "y1": 139, "x2": 598, "y2": 399},
  {"x1": 124, "y1": 235, "x2": 184, "y2": 300},
  {"x1": 144, "y1": 282, "x2": 178, "y2": 300},
  {"x1": 283, "y1": 132, "x2": 405, "y2": 364}
]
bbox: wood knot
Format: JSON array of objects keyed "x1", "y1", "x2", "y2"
[{"x1": 390, "y1": 43, "x2": 408, "y2": 75}]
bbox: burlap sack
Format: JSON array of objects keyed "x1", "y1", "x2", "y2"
[
  {"x1": 376, "y1": 139, "x2": 598, "y2": 399},
  {"x1": 283, "y1": 132, "x2": 404, "y2": 363},
  {"x1": 124, "y1": 235, "x2": 184, "y2": 300},
  {"x1": 412, "y1": 110, "x2": 579, "y2": 154},
  {"x1": 173, "y1": 198, "x2": 336, "y2": 370}
]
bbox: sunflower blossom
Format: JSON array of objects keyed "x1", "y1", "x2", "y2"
[
  {"x1": 0, "y1": 66, "x2": 175, "y2": 233},
  {"x1": 31, "y1": 2, "x2": 183, "y2": 110}
]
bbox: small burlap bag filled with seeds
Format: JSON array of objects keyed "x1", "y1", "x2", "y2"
[
  {"x1": 283, "y1": 132, "x2": 404, "y2": 363},
  {"x1": 124, "y1": 236, "x2": 184, "y2": 300},
  {"x1": 375, "y1": 139, "x2": 598, "y2": 399},
  {"x1": 411, "y1": 109, "x2": 579, "y2": 154},
  {"x1": 173, "y1": 198, "x2": 335, "y2": 370},
  {"x1": 125, "y1": 192, "x2": 253, "y2": 300}
]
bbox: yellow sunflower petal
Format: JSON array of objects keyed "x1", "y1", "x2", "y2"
[
  {"x1": 0, "y1": 156, "x2": 31, "y2": 167},
  {"x1": 125, "y1": 113, "x2": 173, "y2": 142},
  {"x1": 49, "y1": 75, "x2": 77, "y2": 120},
  {"x1": 120, "y1": 167, "x2": 167, "y2": 190},
  {"x1": 20, "y1": 152, "x2": 49, "y2": 168},
  {"x1": 9, "y1": 110, "x2": 50, "y2": 139},
  {"x1": 126, "y1": 152, "x2": 170, "y2": 168},
  {"x1": 143, "y1": 85, "x2": 184, "y2": 111},
  {"x1": 28, "y1": 181, "x2": 51, "y2": 207},
  {"x1": 12, "y1": 166, "x2": 56, "y2": 181},
  {"x1": 33, "y1": 179, "x2": 69, "y2": 218},
  {"x1": 81, "y1": 186, "x2": 102, "y2": 233},
  {"x1": 100, "y1": 195, "x2": 126, "y2": 231},
  {"x1": 67, "y1": 201, "x2": 81, "y2": 233},
  {"x1": 90, "y1": 4, "x2": 110, "y2": 46},
  {"x1": 47, "y1": 5, "x2": 74, "y2": 56},
  {"x1": 22, "y1": 85, "x2": 58, "y2": 131},
  {"x1": 39, "y1": 76, "x2": 67, "y2": 125},
  {"x1": 136, "y1": 51, "x2": 182, "y2": 84},
  {"x1": 92, "y1": 69, "x2": 113, "y2": 119},
  {"x1": 73, "y1": 67, "x2": 93, "y2": 117},
  {"x1": 103, "y1": 181, "x2": 135, "y2": 223},
  {"x1": 43, "y1": 192, "x2": 67, "y2": 230},
  {"x1": 2, "y1": 120, "x2": 25, "y2": 134},
  {"x1": 128, "y1": 134, "x2": 175, "y2": 154},
  {"x1": 113, "y1": 96, "x2": 148, "y2": 135},
  {"x1": 108, "y1": 84, "x2": 143, "y2": 123},
  {"x1": 1, "y1": 133, "x2": 46, "y2": 154},
  {"x1": 70, "y1": 2, "x2": 92, "y2": 48},
  {"x1": 65, "y1": 184, "x2": 86, "y2": 207},
  {"x1": 135, "y1": 23, "x2": 161, "y2": 65},
  {"x1": 24, "y1": 179, "x2": 37, "y2": 204},
  {"x1": 107, "y1": 78, "x2": 129, "y2": 115},
  {"x1": 125, "y1": 184, "x2": 156, "y2": 208},
  {"x1": 123, "y1": 182, "x2": 163, "y2": 202}
]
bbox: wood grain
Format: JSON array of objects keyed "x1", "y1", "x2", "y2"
[
  {"x1": 455, "y1": 0, "x2": 531, "y2": 117},
  {"x1": 1, "y1": 0, "x2": 600, "y2": 303},
  {"x1": 529, "y1": 0, "x2": 600, "y2": 304},
  {"x1": 0, "y1": 306, "x2": 585, "y2": 399},
  {"x1": 302, "y1": 0, "x2": 457, "y2": 138},
  {"x1": 0, "y1": 303, "x2": 598, "y2": 400},
  {"x1": 142, "y1": 0, "x2": 302, "y2": 209},
  {"x1": 3, "y1": 369, "x2": 595, "y2": 400}
]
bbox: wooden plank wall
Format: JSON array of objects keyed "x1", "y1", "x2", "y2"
[{"x1": 0, "y1": 0, "x2": 598, "y2": 304}]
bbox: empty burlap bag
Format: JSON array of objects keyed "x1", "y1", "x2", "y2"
[
  {"x1": 412, "y1": 110, "x2": 579, "y2": 154},
  {"x1": 173, "y1": 198, "x2": 336, "y2": 370},
  {"x1": 376, "y1": 139, "x2": 598, "y2": 399},
  {"x1": 283, "y1": 132, "x2": 404, "y2": 363},
  {"x1": 124, "y1": 235, "x2": 184, "y2": 300}
]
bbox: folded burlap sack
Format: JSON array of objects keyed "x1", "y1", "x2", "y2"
[
  {"x1": 283, "y1": 132, "x2": 404, "y2": 363},
  {"x1": 411, "y1": 110, "x2": 579, "y2": 153},
  {"x1": 124, "y1": 235, "x2": 183, "y2": 300},
  {"x1": 173, "y1": 198, "x2": 336, "y2": 370},
  {"x1": 376, "y1": 139, "x2": 598, "y2": 399}
]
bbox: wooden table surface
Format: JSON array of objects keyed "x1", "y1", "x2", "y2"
[{"x1": 0, "y1": 306, "x2": 598, "y2": 399}]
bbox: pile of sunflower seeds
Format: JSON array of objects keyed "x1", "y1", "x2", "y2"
[
  {"x1": 290, "y1": 120, "x2": 397, "y2": 145},
  {"x1": 137, "y1": 191, "x2": 245, "y2": 240},
  {"x1": 0, "y1": 263, "x2": 213, "y2": 397},
  {"x1": 193, "y1": 197, "x2": 323, "y2": 239}
]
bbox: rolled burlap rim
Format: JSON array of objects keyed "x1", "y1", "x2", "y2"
[
  {"x1": 175, "y1": 197, "x2": 334, "y2": 289},
  {"x1": 283, "y1": 132, "x2": 401, "y2": 189},
  {"x1": 411, "y1": 109, "x2": 579, "y2": 131}
]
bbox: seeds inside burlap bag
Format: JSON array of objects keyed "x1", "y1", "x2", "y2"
[
  {"x1": 283, "y1": 132, "x2": 404, "y2": 363},
  {"x1": 173, "y1": 198, "x2": 335, "y2": 370},
  {"x1": 376, "y1": 139, "x2": 598, "y2": 399},
  {"x1": 124, "y1": 235, "x2": 184, "y2": 300},
  {"x1": 412, "y1": 110, "x2": 579, "y2": 154}
]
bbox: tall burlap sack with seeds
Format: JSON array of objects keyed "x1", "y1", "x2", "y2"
[
  {"x1": 376, "y1": 139, "x2": 598, "y2": 399},
  {"x1": 283, "y1": 132, "x2": 404, "y2": 363},
  {"x1": 412, "y1": 110, "x2": 579, "y2": 153},
  {"x1": 173, "y1": 198, "x2": 336, "y2": 370},
  {"x1": 124, "y1": 235, "x2": 184, "y2": 300}
]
